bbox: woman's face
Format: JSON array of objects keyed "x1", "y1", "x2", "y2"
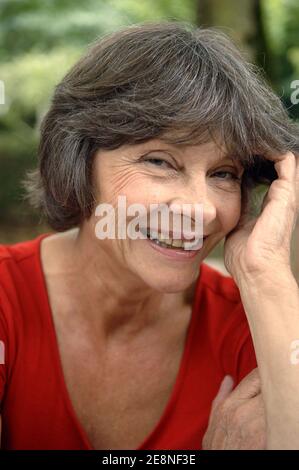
[{"x1": 90, "y1": 138, "x2": 245, "y2": 292}]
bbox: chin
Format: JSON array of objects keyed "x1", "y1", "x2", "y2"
[{"x1": 142, "y1": 269, "x2": 199, "y2": 294}]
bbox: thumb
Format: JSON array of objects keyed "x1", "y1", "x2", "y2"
[
  {"x1": 211, "y1": 375, "x2": 234, "y2": 412},
  {"x1": 230, "y1": 368, "x2": 261, "y2": 401}
]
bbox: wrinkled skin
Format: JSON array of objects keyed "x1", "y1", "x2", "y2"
[{"x1": 202, "y1": 369, "x2": 267, "y2": 450}]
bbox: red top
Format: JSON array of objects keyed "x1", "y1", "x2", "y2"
[{"x1": 0, "y1": 234, "x2": 257, "y2": 450}]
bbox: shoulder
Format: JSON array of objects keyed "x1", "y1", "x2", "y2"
[
  {"x1": 0, "y1": 234, "x2": 46, "y2": 265},
  {"x1": 0, "y1": 233, "x2": 50, "y2": 310},
  {"x1": 0, "y1": 233, "x2": 51, "y2": 361},
  {"x1": 0, "y1": 232, "x2": 51, "y2": 266},
  {"x1": 0, "y1": 233, "x2": 46, "y2": 277},
  {"x1": 0, "y1": 234, "x2": 49, "y2": 398}
]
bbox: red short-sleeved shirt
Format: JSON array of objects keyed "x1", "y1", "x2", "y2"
[{"x1": 0, "y1": 234, "x2": 257, "y2": 450}]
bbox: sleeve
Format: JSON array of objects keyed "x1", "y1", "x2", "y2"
[
  {"x1": 233, "y1": 327, "x2": 257, "y2": 384},
  {"x1": 0, "y1": 306, "x2": 7, "y2": 407},
  {"x1": 217, "y1": 300, "x2": 257, "y2": 385}
]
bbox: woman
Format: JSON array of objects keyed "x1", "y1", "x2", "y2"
[{"x1": 0, "y1": 22, "x2": 298, "y2": 450}]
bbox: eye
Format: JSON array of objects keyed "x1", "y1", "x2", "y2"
[
  {"x1": 211, "y1": 170, "x2": 241, "y2": 181},
  {"x1": 142, "y1": 157, "x2": 175, "y2": 170}
]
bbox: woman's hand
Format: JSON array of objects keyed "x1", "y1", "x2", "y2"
[
  {"x1": 221, "y1": 152, "x2": 299, "y2": 449},
  {"x1": 223, "y1": 152, "x2": 298, "y2": 284},
  {"x1": 202, "y1": 369, "x2": 266, "y2": 450}
]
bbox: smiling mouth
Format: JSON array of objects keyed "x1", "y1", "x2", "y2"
[{"x1": 140, "y1": 227, "x2": 206, "y2": 251}]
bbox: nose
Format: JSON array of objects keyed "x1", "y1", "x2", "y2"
[{"x1": 169, "y1": 181, "x2": 217, "y2": 232}]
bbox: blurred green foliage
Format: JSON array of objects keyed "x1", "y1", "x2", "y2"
[
  {"x1": 262, "y1": 0, "x2": 299, "y2": 118},
  {"x1": 0, "y1": 0, "x2": 298, "y2": 234},
  {"x1": 0, "y1": 0, "x2": 196, "y2": 229}
]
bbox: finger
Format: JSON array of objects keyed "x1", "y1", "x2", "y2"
[
  {"x1": 203, "y1": 392, "x2": 266, "y2": 450},
  {"x1": 211, "y1": 375, "x2": 234, "y2": 412},
  {"x1": 267, "y1": 152, "x2": 297, "y2": 209},
  {"x1": 260, "y1": 188, "x2": 270, "y2": 212},
  {"x1": 226, "y1": 393, "x2": 267, "y2": 450},
  {"x1": 262, "y1": 150, "x2": 295, "y2": 164},
  {"x1": 230, "y1": 392, "x2": 265, "y2": 425},
  {"x1": 266, "y1": 153, "x2": 297, "y2": 220},
  {"x1": 260, "y1": 152, "x2": 296, "y2": 215},
  {"x1": 273, "y1": 152, "x2": 296, "y2": 184},
  {"x1": 226, "y1": 368, "x2": 261, "y2": 403},
  {"x1": 203, "y1": 376, "x2": 234, "y2": 449},
  {"x1": 244, "y1": 392, "x2": 265, "y2": 420}
]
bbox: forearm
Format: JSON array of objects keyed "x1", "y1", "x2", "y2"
[{"x1": 238, "y1": 270, "x2": 299, "y2": 449}]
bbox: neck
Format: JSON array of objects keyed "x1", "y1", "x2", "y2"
[{"x1": 48, "y1": 226, "x2": 188, "y2": 339}]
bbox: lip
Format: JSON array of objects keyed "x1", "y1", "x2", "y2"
[{"x1": 146, "y1": 236, "x2": 206, "y2": 261}]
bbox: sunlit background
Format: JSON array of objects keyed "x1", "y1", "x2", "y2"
[{"x1": 0, "y1": 0, "x2": 298, "y2": 277}]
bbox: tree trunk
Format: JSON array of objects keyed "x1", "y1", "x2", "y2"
[{"x1": 195, "y1": 0, "x2": 269, "y2": 66}]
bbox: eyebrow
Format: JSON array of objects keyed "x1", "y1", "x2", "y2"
[
  {"x1": 140, "y1": 145, "x2": 242, "y2": 165},
  {"x1": 217, "y1": 154, "x2": 240, "y2": 163}
]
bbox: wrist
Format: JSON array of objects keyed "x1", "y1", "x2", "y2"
[{"x1": 237, "y1": 267, "x2": 298, "y2": 296}]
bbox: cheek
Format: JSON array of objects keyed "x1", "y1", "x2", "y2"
[
  {"x1": 216, "y1": 193, "x2": 242, "y2": 232},
  {"x1": 94, "y1": 163, "x2": 147, "y2": 206}
]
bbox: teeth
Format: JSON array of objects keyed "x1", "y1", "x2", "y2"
[
  {"x1": 145, "y1": 228, "x2": 205, "y2": 251},
  {"x1": 147, "y1": 231, "x2": 186, "y2": 249},
  {"x1": 150, "y1": 230, "x2": 159, "y2": 240},
  {"x1": 171, "y1": 239, "x2": 184, "y2": 248},
  {"x1": 158, "y1": 235, "x2": 173, "y2": 246}
]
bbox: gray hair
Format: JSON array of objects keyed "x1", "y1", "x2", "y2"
[{"x1": 26, "y1": 21, "x2": 299, "y2": 231}]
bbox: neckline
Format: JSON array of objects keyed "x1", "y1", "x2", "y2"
[{"x1": 35, "y1": 232, "x2": 201, "y2": 450}]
